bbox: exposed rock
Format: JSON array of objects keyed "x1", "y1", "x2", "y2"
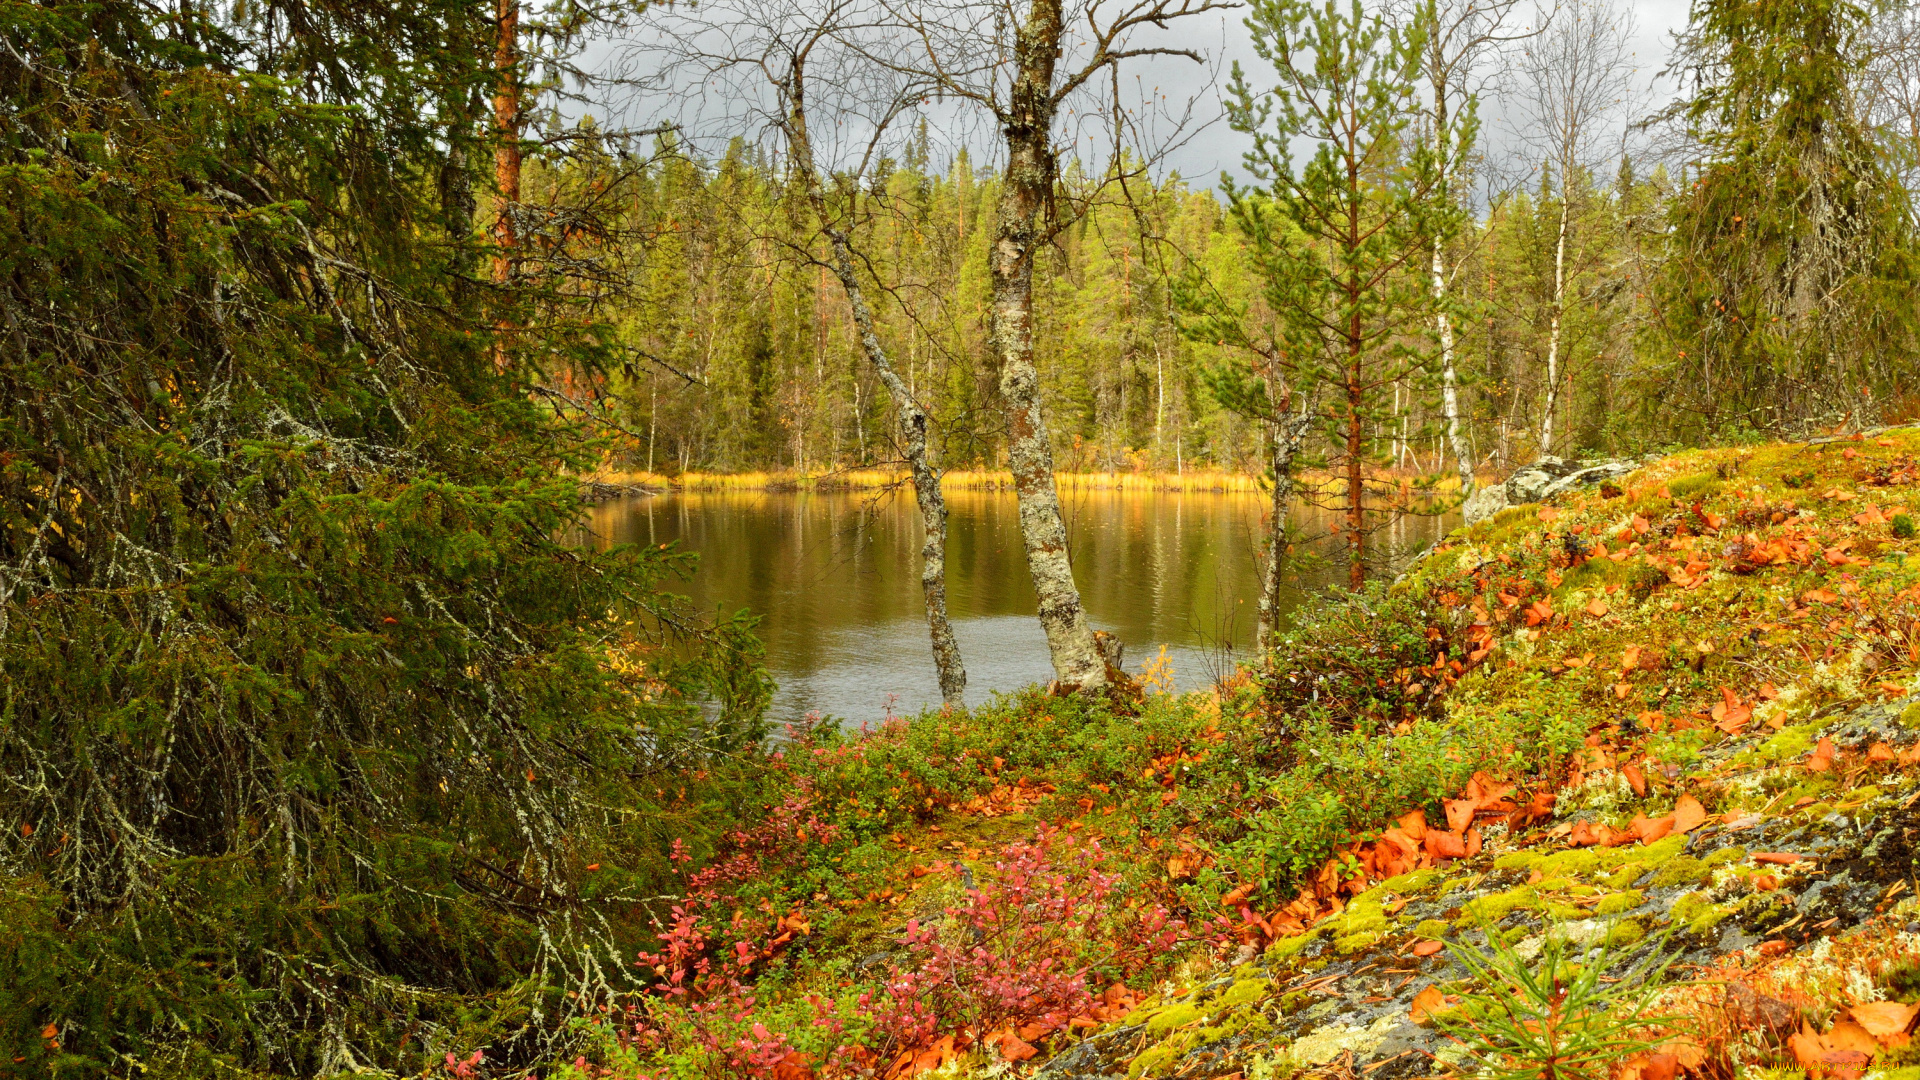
[
  {"x1": 1461, "y1": 455, "x2": 1641, "y2": 525},
  {"x1": 1045, "y1": 694, "x2": 1920, "y2": 1080}
]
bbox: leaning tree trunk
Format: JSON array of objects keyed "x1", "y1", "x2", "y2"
[
  {"x1": 782, "y1": 65, "x2": 967, "y2": 706},
  {"x1": 826, "y1": 231, "x2": 967, "y2": 706},
  {"x1": 989, "y1": 0, "x2": 1107, "y2": 689}
]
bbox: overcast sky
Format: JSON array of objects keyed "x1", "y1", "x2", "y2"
[
  {"x1": 1131, "y1": 0, "x2": 1695, "y2": 190},
  {"x1": 588, "y1": 0, "x2": 1699, "y2": 197}
]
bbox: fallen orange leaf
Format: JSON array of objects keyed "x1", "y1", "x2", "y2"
[
  {"x1": 772, "y1": 1051, "x2": 816, "y2": 1080},
  {"x1": 1826, "y1": 1019, "x2": 1881, "y2": 1056},
  {"x1": 1622, "y1": 764, "x2": 1648, "y2": 798},
  {"x1": 1849, "y1": 1001, "x2": 1919, "y2": 1044},
  {"x1": 1398, "y1": 809, "x2": 1429, "y2": 841},
  {"x1": 1412, "y1": 939, "x2": 1445, "y2": 957},
  {"x1": 1632, "y1": 813, "x2": 1675, "y2": 844},
  {"x1": 1673, "y1": 794, "x2": 1708, "y2": 834},
  {"x1": 1425, "y1": 830, "x2": 1467, "y2": 860},
  {"x1": 1617, "y1": 1053, "x2": 1678, "y2": 1080},
  {"x1": 996, "y1": 1033, "x2": 1037, "y2": 1062},
  {"x1": 1410, "y1": 985, "x2": 1447, "y2": 1024},
  {"x1": 1807, "y1": 737, "x2": 1836, "y2": 772}
]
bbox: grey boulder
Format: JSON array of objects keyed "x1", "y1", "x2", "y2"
[{"x1": 1461, "y1": 455, "x2": 1640, "y2": 525}]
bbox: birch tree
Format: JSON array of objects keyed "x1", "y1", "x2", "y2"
[
  {"x1": 883, "y1": 0, "x2": 1228, "y2": 688},
  {"x1": 1512, "y1": 0, "x2": 1636, "y2": 456},
  {"x1": 641, "y1": 0, "x2": 971, "y2": 704},
  {"x1": 1399, "y1": 0, "x2": 1529, "y2": 493}
]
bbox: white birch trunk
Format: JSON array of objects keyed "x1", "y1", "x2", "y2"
[
  {"x1": 826, "y1": 231, "x2": 967, "y2": 705},
  {"x1": 1539, "y1": 197, "x2": 1568, "y2": 455}
]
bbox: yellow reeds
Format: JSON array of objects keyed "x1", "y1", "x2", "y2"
[
  {"x1": 583, "y1": 465, "x2": 1483, "y2": 498},
  {"x1": 585, "y1": 468, "x2": 1268, "y2": 493}
]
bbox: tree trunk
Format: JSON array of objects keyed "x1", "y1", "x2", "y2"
[
  {"x1": 1256, "y1": 401, "x2": 1312, "y2": 648},
  {"x1": 1539, "y1": 194, "x2": 1568, "y2": 455},
  {"x1": 1346, "y1": 339, "x2": 1365, "y2": 589},
  {"x1": 491, "y1": 0, "x2": 519, "y2": 372},
  {"x1": 828, "y1": 232, "x2": 968, "y2": 705},
  {"x1": 1434, "y1": 237, "x2": 1473, "y2": 494},
  {"x1": 782, "y1": 60, "x2": 968, "y2": 706},
  {"x1": 990, "y1": 0, "x2": 1106, "y2": 688}
]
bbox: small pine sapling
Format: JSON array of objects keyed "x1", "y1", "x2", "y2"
[{"x1": 1437, "y1": 926, "x2": 1679, "y2": 1080}]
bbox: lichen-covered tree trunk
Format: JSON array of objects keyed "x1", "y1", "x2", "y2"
[
  {"x1": 990, "y1": 0, "x2": 1106, "y2": 688},
  {"x1": 781, "y1": 59, "x2": 966, "y2": 706},
  {"x1": 1256, "y1": 403, "x2": 1314, "y2": 648},
  {"x1": 826, "y1": 231, "x2": 967, "y2": 706}
]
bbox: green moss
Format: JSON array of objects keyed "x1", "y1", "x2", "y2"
[
  {"x1": 1534, "y1": 847, "x2": 1603, "y2": 878},
  {"x1": 1607, "y1": 919, "x2": 1647, "y2": 948},
  {"x1": 1670, "y1": 891, "x2": 1734, "y2": 935},
  {"x1": 1333, "y1": 910, "x2": 1389, "y2": 937},
  {"x1": 1414, "y1": 919, "x2": 1450, "y2": 939},
  {"x1": 1128, "y1": 1043, "x2": 1183, "y2": 1078},
  {"x1": 1493, "y1": 850, "x2": 1541, "y2": 872},
  {"x1": 1266, "y1": 930, "x2": 1321, "y2": 962},
  {"x1": 1379, "y1": 867, "x2": 1446, "y2": 895},
  {"x1": 1603, "y1": 865, "x2": 1648, "y2": 889},
  {"x1": 1704, "y1": 846, "x2": 1747, "y2": 866},
  {"x1": 1619, "y1": 834, "x2": 1687, "y2": 865},
  {"x1": 1668, "y1": 474, "x2": 1722, "y2": 501},
  {"x1": 1649, "y1": 857, "x2": 1710, "y2": 889},
  {"x1": 1145, "y1": 1002, "x2": 1203, "y2": 1033},
  {"x1": 1210, "y1": 979, "x2": 1271, "y2": 1011},
  {"x1": 1460, "y1": 886, "x2": 1535, "y2": 927},
  {"x1": 1546, "y1": 902, "x2": 1586, "y2": 920},
  {"x1": 1335, "y1": 930, "x2": 1385, "y2": 954},
  {"x1": 1596, "y1": 890, "x2": 1646, "y2": 915},
  {"x1": 1757, "y1": 724, "x2": 1817, "y2": 764},
  {"x1": 1901, "y1": 703, "x2": 1920, "y2": 730},
  {"x1": 1472, "y1": 505, "x2": 1544, "y2": 542}
]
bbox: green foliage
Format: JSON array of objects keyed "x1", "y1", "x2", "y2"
[
  {"x1": 1654, "y1": 0, "x2": 1919, "y2": 435},
  {"x1": 1894, "y1": 512, "x2": 1916, "y2": 539},
  {"x1": 1260, "y1": 583, "x2": 1450, "y2": 737},
  {"x1": 0, "y1": 0, "x2": 769, "y2": 1072},
  {"x1": 1440, "y1": 928, "x2": 1678, "y2": 1080}
]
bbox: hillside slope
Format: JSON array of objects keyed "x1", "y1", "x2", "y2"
[{"x1": 564, "y1": 432, "x2": 1920, "y2": 1080}]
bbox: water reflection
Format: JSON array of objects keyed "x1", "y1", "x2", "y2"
[{"x1": 587, "y1": 488, "x2": 1450, "y2": 726}]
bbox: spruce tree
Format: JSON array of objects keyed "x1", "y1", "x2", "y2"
[
  {"x1": 0, "y1": 0, "x2": 763, "y2": 1071},
  {"x1": 1658, "y1": 0, "x2": 1918, "y2": 434}
]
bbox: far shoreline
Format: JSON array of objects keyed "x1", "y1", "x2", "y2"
[{"x1": 582, "y1": 466, "x2": 1482, "y2": 498}]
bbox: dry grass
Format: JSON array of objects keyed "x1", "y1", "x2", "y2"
[
  {"x1": 583, "y1": 466, "x2": 1484, "y2": 498},
  {"x1": 586, "y1": 468, "x2": 1268, "y2": 494}
]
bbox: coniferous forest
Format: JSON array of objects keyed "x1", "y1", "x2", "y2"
[{"x1": 10, "y1": 0, "x2": 1920, "y2": 1075}]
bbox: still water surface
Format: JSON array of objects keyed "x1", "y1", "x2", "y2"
[{"x1": 589, "y1": 488, "x2": 1450, "y2": 727}]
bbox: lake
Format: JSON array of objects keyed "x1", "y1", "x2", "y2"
[{"x1": 587, "y1": 485, "x2": 1451, "y2": 727}]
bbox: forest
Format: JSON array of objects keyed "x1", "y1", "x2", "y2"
[{"x1": 7, "y1": 0, "x2": 1920, "y2": 1075}]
